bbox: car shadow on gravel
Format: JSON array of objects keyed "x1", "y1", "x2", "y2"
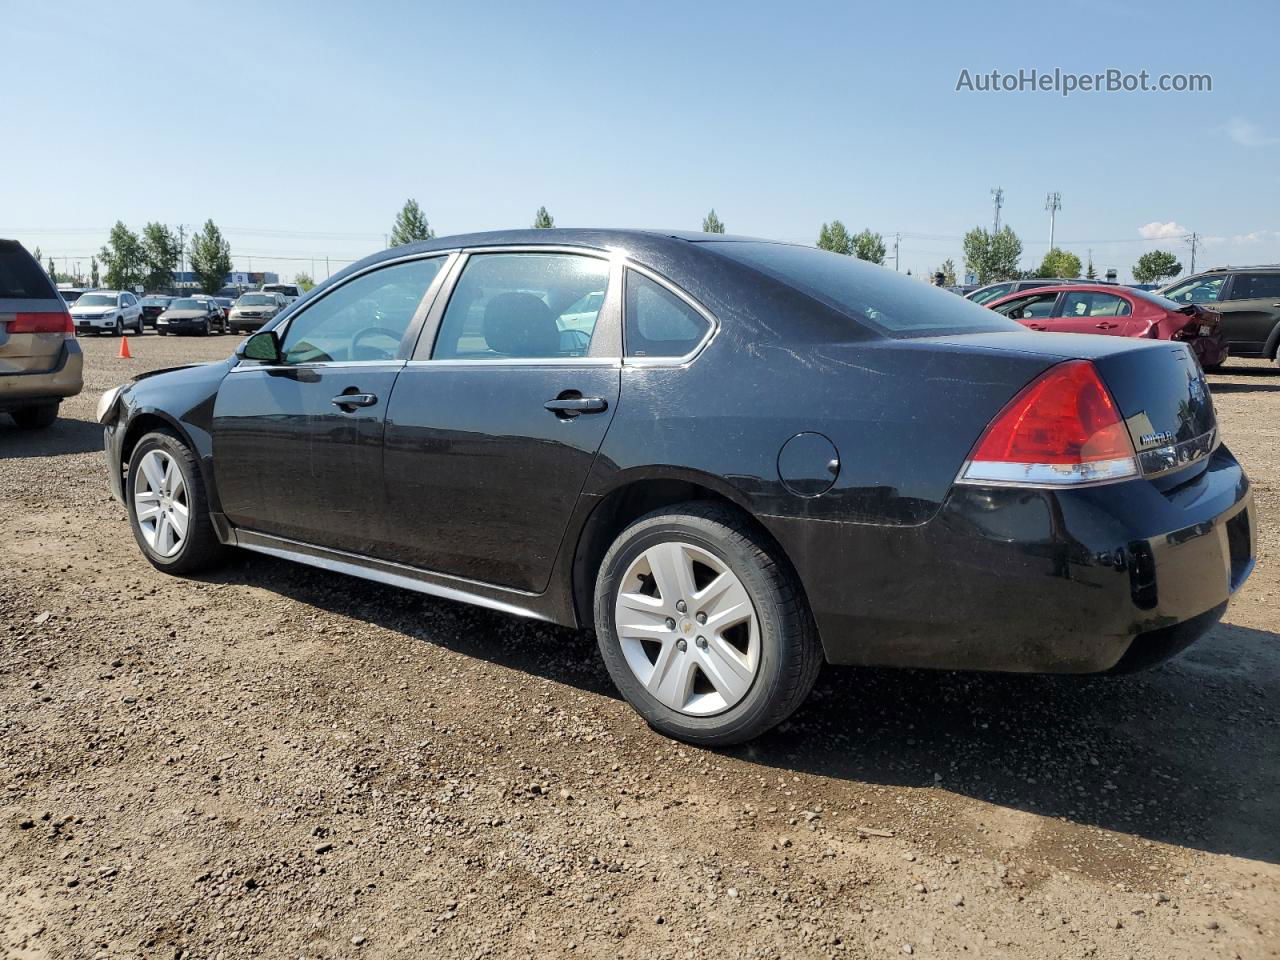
[
  {"x1": 0, "y1": 414, "x2": 103, "y2": 457},
  {"x1": 1209, "y1": 381, "x2": 1280, "y2": 394},
  {"x1": 200, "y1": 553, "x2": 1279, "y2": 865},
  {"x1": 736, "y1": 620, "x2": 1280, "y2": 865}
]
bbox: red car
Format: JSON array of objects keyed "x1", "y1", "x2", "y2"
[{"x1": 986, "y1": 283, "x2": 1228, "y2": 370}]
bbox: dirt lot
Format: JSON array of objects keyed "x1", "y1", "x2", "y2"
[{"x1": 1, "y1": 332, "x2": 1277, "y2": 960}]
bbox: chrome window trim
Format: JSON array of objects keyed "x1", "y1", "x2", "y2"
[{"x1": 621, "y1": 262, "x2": 720, "y2": 368}]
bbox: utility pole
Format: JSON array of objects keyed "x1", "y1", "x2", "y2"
[
  {"x1": 325, "y1": 256, "x2": 330, "y2": 280},
  {"x1": 1186, "y1": 232, "x2": 1199, "y2": 274},
  {"x1": 1045, "y1": 192, "x2": 1062, "y2": 250},
  {"x1": 991, "y1": 187, "x2": 1004, "y2": 234},
  {"x1": 893, "y1": 232, "x2": 901, "y2": 272}
]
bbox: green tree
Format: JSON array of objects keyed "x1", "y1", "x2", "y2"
[
  {"x1": 938, "y1": 258, "x2": 957, "y2": 286},
  {"x1": 294, "y1": 271, "x2": 315, "y2": 292},
  {"x1": 963, "y1": 225, "x2": 1023, "y2": 284},
  {"x1": 1085, "y1": 256, "x2": 1097, "y2": 280},
  {"x1": 90, "y1": 257, "x2": 100, "y2": 287},
  {"x1": 141, "y1": 222, "x2": 181, "y2": 292},
  {"x1": 189, "y1": 219, "x2": 233, "y2": 294},
  {"x1": 99, "y1": 221, "x2": 147, "y2": 291},
  {"x1": 1036, "y1": 247, "x2": 1082, "y2": 279},
  {"x1": 390, "y1": 199, "x2": 434, "y2": 246},
  {"x1": 852, "y1": 228, "x2": 886, "y2": 264},
  {"x1": 532, "y1": 206, "x2": 555, "y2": 229},
  {"x1": 702, "y1": 209, "x2": 725, "y2": 233},
  {"x1": 817, "y1": 220, "x2": 852, "y2": 255},
  {"x1": 1133, "y1": 249, "x2": 1182, "y2": 285}
]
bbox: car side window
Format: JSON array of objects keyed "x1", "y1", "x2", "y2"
[
  {"x1": 1227, "y1": 272, "x2": 1280, "y2": 301},
  {"x1": 1061, "y1": 292, "x2": 1131, "y2": 317},
  {"x1": 1164, "y1": 274, "x2": 1226, "y2": 304},
  {"x1": 970, "y1": 283, "x2": 1012, "y2": 305},
  {"x1": 278, "y1": 257, "x2": 443, "y2": 365},
  {"x1": 431, "y1": 253, "x2": 610, "y2": 360},
  {"x1": 624, "y1": 271, "x2": 712, "y2": 359},
  {"x1": 992, "y1": 292, "x2": 1056, "y2": 320}
]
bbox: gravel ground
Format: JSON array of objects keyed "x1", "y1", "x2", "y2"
[{"x1": 1, "y1": 332, "x2": 1277, "y2": 960}]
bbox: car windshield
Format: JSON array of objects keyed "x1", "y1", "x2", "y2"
[
  {"x1": 169, "y1": 298, "x2": 204, "y2": 310},
  {"x1": 76, "y1": 294, "x2": 118, "y2": 307},
  {"x1": 264, "y1": 286, "x2": 296, "y2": 296},
  {"x1": 238, "y1": 294, "x2": 273, "y2": 306},
  {"x1": 707, "y1": 242, "x2": 1023, "y2": 337}
]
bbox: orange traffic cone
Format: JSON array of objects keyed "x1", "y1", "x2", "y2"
[{"x1": 118, "y1": 336, "x2": 132, "y2": 359}]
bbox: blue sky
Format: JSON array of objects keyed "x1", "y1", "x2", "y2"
[{"x1": 5, "y1": 0, "x2": 1278, "y2": 282}]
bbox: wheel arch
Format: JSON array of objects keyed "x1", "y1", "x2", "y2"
[
  {"x1": 1263, "y1": 319, "x2": 1280, "y2": 360},
  {"x1": 567, "y1": 471, "x2": 811, "y2": 637},
  {"x1": 118, "y1": 410, "x2": 215, "y2": 503}
]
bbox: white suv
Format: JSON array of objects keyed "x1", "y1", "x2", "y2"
[
  {"x1": 260, "y1": 282, "x2": 303, "y2": 304},
  {"x1": 70, "y1": 290, "x2": 144, "y2": 336}
]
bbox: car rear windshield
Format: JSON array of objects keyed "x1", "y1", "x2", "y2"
[
  {"x1": 706, "y1": 241, "x2": 1023, "y2": 337},
  {"x1": 238, "y1": 294, "x2": 273, "y2": 305},
  {"x1": 140, "y1": 297, "x2": 170, "y2": 306},
  {"x1": 170, "y1": 298, "x2": 204, "y2": 309},
  {"x1": 0, "y1": 242, "x2": 57, "y2": 299}
]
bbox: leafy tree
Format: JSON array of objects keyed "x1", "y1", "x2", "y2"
[
  {"x1": 532, "y1": 206, "x2": 555, "y2": 229},
  {"x1": 852, "y1": 228, "x2": 886, "y2": 264},
  {"x1": 702, "y1": 209, "x2": 725, "y2": 233},
  {"x1": 1085, "y1": 256, "x2": 1096, "y2": 280},
  {"x1": 189, "y1": 219, "x2": 233, "y2": 294},
  {"x1": 1036, "y1": 247, "x2": 1082, "y2": 279},
  {"x1": 817, "y1": 220, "x2": 852, "y2": 255},
  {"x1": 1133, "y1": 249, "x2": 1182, "y2": 285},
  {"x1": 141, "y1": 222, "x2": 181, "y2": 292},
  {"x1": 963, "y1": 225, "x2": 1023, "y2": 284},
  {"x1": 99, "y1": 221, "x2": 147, "y2": 291},
  {"x1": 390, "y1": 199, "x2": 434, "y2": 246},
  {"x1": 294, "y1": 272, "x2": 315, "y2": 292},
  {"x1": 938, "y1": 258, "x2": 957, "y2": 286},
  {"x1": 90, "y1": 257, "x2": 100, "y2": 287}
]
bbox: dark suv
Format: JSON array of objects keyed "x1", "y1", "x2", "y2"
[{"x1": 1160, "y1": 266, "x2": 1280, "y2": 364}]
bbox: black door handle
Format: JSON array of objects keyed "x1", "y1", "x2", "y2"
[
  {"x1": 544, "y1": 396, "x2": 608, "y2": 415},
  {"x1": 331, "y1": 392, "x2": 377, "y2": 408}
]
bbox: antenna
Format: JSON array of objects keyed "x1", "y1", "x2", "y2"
[
  {"x1": 991, "y1": 187, "x2": 1004, "y2": 233},
  {"x1": 1045, "y1": 192, "x2": 1062, "y2": 250}
]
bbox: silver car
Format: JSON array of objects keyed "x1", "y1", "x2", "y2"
[
  {"x1": 0, "y1": 240, "x2": 84, "y2": 428},
  {"x1": 228, "y1": 291, "x2": 287, "y2": 333},
  {"x1": 70, "y1": 289, "x2": 144, "y2": 336}
]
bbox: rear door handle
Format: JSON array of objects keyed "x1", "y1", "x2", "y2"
[
  {"x1": 544, "y1": 396, "x2": 608, "y2": 414},
  {"x1": 1094, "y1": 322, "x2": 1119, "y2": 330},
  {"x1": 331, "y1": 392, "x2": 377, "y2": 408}
]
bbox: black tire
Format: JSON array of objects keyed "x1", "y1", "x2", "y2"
[
  {"x1": 201, "y1": 320, "x2": 210, "y2": 336},
  {"x1": 11, "y1": 403, "x2": 58, "y2": 429},
  {"x1": 112, "y1": 318, "x2": 123, "y2": 336},
  {"x1": 157, "y1": 329, "x2": 167, "y2": 336},
  {"x1": 593, "y1": 502, "x2": 822, "y2": 746},
  {"x1": 126, "y1": 430, "x2": 226, "y2": 575}
]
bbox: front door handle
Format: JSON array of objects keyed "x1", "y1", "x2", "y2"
[
  {"x1": 331, "y1": 392, "x2": 377, "y2": 408},
  {"x1": 1094, "y1": 321, "x2": 1119, "y2": 330},
  {"x1": 544, "y1": 396, "x2": 608, "y2": 415}
]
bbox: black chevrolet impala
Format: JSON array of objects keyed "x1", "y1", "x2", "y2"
[{"x1": 98, "y1": 230, "x2": 1256, "y2": 744}]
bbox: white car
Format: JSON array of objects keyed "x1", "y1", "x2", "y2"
[
  {"x1": 70, "y1": 290, "x2": 144, "y2": 336},
  {"x1": 260, "y1": 282, "x2": 303, "y2": 304}
]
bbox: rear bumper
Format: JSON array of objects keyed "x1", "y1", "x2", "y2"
[
  {"x1": 0, "y1": 340, "x2": 84, "y2": 410},
  {"x1": 766, "y1": 444, "x2": 1255, "y2": 673}
]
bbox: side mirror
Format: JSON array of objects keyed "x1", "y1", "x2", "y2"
[{"x1": 239, "y1": 330, "x2": 281, "y2": 363}]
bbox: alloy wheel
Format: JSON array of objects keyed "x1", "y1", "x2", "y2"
[
  {"x1": 132, "y1": 449, "x2": 189, "y2": 558},
  {"x1": 613, "y1": 540, "x2": 760, "y2": 716}
]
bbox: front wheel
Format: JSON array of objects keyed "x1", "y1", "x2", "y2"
[
  {"x1": 126, "y1": 430, "x2": 225, "y2": 574},
  {"x1": 593, "y1": 502, "x2": 821, "y2": 746},
  {"x1": 113, "y1": 318, "x2": 123, "y2": 336}
]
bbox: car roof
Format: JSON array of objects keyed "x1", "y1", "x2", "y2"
[{"x1": 1203, "y1": 264, "x2": 1280, "y2": 273}]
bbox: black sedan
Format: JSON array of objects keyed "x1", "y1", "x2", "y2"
[
  {"x1": 96, "y1": 230, "x2": 1256, "y2": 745},
  {"x1": 155, "y1": 297, "x2": 226, "y2": 335},
  {"x1": 138, "y1": 295, "x2": 173, "y2": 327}
]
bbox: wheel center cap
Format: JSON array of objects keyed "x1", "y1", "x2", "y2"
[{"x1": 680, "y1": 618, "x2": 693, "y2": 635}]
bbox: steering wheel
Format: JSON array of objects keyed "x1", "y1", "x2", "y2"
[{"x1": 350, "y1": 326, "x2": 402, "y2": 361}]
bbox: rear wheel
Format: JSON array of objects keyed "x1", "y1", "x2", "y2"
[
  {"x1": 11, "y1": 403, "x2": 58, "y2": 429},
  {"x1": 593, "y1": 502, "x2": 821, "y2": 746},
  {"x1": 126, "y1": 431, "x2": 225, "y2": 574}
]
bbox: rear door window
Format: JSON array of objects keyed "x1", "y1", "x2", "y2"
[
  {"x1": 0, "y1": 242, "x2": 57, "y2": 300},
  {"x1": 1227, "y1": 273, "x2": 1280, "y2": 300},
  {"x1": 624, "y1": 271, "x2": 712, "y2": 358},
  {"x1": 1060, "y1": 292, "x2": 1132, "y2": 317}
]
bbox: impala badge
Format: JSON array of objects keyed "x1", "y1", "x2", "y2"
[{"x1": 1140, "y1": 431, "x2": 1175, "y2": 448}]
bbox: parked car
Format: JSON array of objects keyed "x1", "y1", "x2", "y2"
[
  {"x1": 0, "y1": 240, "x2": 83, "y2": 428},
  {"x1": 213, "y1": 297, "x2": 236, "y2": 323},
  {"x1": 156, "y1": 297, "x2": 225, "y2": 335},
  {"x1": 986, "y1": 284, "x2": 1229, "y2": 370},
  {"x1": 58, "y1": 287, "x2": 87, "y2": 308},
  {"x1": 189, "y1": 295, "x2": 231, "y2": 333},
  {"x1": 98, "y1": 229, "x2": 1255, "y2": 745},
  {"x1": 1159, "y1": 265, "x2": 1280, "y2": 365},
  {"x1": 227, "y1": 291, "x2": 287, "y2": 333},
  {"x1": 138, "y1": 295, "x2": 173, "y2": 328},
  {"x1": 70, "y1": 289, "x2": 144, "y2": 336},
  {"x1": 260, "y1": 281, "x2": 303, "y2": 304},
  {"x1": 966, "y1": 277, "x2": 1081, "y2": 305}
]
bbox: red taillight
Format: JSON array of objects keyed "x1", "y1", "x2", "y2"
[
  {"x1": 959, "y1": 360, "x2": 1138, "y2": 487},
  {"x1": 9, "y1": 311, "x2": 73, "y2": 335}
]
